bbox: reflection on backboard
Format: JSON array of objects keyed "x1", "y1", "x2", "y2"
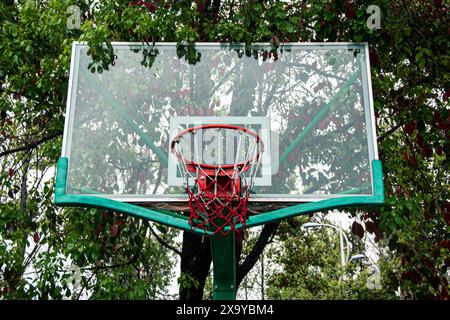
[{"x1": 61, "y1": 42, "x2": 378, "y2": 208}]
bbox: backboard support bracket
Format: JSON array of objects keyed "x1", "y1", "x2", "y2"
[
  {"x1": 54, "y1": 157, "x2": 209, "y2": 236},
  {"x1": 238, "y1": 159, "x2": 384, "y2": 229},
  {"x1": 55, "y1": 157, "x2": 384, "y2": 232}
]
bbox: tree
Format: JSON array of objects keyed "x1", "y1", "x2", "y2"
[
  {"x1": 1, "y1": 0, "x2": 448, "y2": 299},
  {"x1": 266, "y1": 217, "x2": 398, "y2": 299}
]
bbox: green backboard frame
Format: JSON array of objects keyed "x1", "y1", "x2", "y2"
[{"x1": 55, "y1": 157, "x2": 384, "y2": 233}]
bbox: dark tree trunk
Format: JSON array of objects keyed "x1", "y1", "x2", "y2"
[
  {"x1": 179, "y1": 232, "x2": 212, "y2": 300},
  {"x1": 178, "y1": 222, "x2": 279, "y2": 300}
]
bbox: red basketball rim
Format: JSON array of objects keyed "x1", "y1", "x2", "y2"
[{"x1": 170, "y1": 124, "x2": 264, "y2": 171}]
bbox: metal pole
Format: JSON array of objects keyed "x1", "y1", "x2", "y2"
[
  {"x1": 245, "y1": 279, "x2": 248, "y2": 300},
  {"x1": 211, "y1": 232, "x2": 236, "y2": 300},
  {"x1": 339, "y1": 222, "x2": 345, "y2": 268},
  {"x1": 261, "y1": 253, "x2": 264, "y2": 300},
  {"x1": 338, "y1": 222, "x2": 345, "y2": 298}
]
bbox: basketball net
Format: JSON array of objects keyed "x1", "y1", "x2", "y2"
[{"x1": 171, "y1": 124, "x2": 264, "y2": 235}]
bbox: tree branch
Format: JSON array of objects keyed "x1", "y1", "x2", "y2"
[
  {"x1": 377, "y1": 121, "x2": 404, "y2": 143},
  {"x1": 237, "y1": 222, "x2": 279, "y2": 286},
  {"x1": 148, "y1": 224, "x2": 182, "y2": 256},
  {"x1": 0, "y1": 131, "x2": 63, "y2": 158},
  {"x1": 82, "y1": 250, "x2": 141, "y2": 272},
  {"x1": 391, "y1": 75, "x2": 434, "y2": 102}
]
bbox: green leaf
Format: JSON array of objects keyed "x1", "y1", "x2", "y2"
[
  {"x1": 415, "y1": 52, "x2": 425, "y2": 68},
  {"x1": 405, "y1": 201, "x2": 413, "y2": 211},
  {"x1": 393, "y1": 214, "x2": 405, "y2": 227}
]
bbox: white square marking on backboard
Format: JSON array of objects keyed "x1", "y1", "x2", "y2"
[{"x1": 168, "y1": 116, "x2": 273, "y2": 187}]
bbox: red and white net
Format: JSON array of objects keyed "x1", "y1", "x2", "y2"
[{"x1": 171, "y1": 124, "x2": 264, "y2": 235}]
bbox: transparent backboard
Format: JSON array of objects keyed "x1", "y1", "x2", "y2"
[{"x1": 62, "y1": 42, "x2": 378, "y2": 206}]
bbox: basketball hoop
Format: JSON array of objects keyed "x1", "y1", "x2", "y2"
[{"x1": 170, "y1": 124, "x2": 264, "y2": 235}]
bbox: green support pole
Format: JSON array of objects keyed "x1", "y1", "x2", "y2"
[{"x1": 211, "y1": 233, "x2": 237, "y2": 300}]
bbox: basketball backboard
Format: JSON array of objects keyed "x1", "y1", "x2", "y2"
[{"x1": 60, "y1": 42, "x2": 379, "y2": 210}]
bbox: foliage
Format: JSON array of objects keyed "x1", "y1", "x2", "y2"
[
  {"x1": 0, "y1": 0, "x2": 448, "y2": 299},
  {"x1": 266, "y1": 218, "x2": 398, "y2": 299}
]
